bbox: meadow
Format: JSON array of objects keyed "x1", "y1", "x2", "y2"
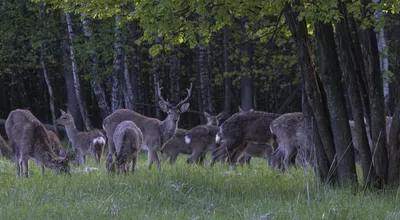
[{"x1": 0, "y1": 150, "x2": 400, "y2": 220}]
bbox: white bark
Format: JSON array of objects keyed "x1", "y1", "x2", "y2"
[{"x1": 65, "y1": 13, "x2": 92, "y2": 130}]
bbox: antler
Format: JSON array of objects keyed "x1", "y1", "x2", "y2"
[
  {"x1": 156, "y1": 82, "x2": 171, "y2": 107},
  {"x1": 177, "y1": 83, "x2": 193, "y2": 107}
]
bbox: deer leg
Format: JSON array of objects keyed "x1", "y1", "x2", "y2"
[
  {"x1": 22, "y1": 158, "x2": 29, "y2": 178},
  {"x1": 169, "y1": 152, "x2": 179, "y2": 165},
  {"x1": 283, "y1": 145, "x2": 297, "y2": 171},
  {"x1": 41, "y1": 165, "x2": 45, "y2": 177},
  {"x1": 17, "y1": 157, "x2": 22, "y2": 177}
]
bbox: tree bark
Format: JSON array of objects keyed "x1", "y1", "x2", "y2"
[
  {"x1": 127, "y1": 18, "x2": 139, "y2": 111},
  {"x1": 82, "y1": 18, "x2": 111, "y2": 118},
  {"x1": 199, "y1": 34, "x2": 212, "y2": 114},
  {"x1": 65, "y1": 12, "x2": 92, "y2": 130},
  {"x1": 40, "y1": 45, "x2": 58, "y2": 136},
  {"x1": 336, "y1": 1, "x2": 375, "y2": 186},
  {"x1": 240, "y1": 17, "x2": 253, "y2": 111},
  {"x1": 315, "y1": 21, "x2": 357, "y2": 186},
  {"x1": 123, "y1": 55, "x2": 134, "y2": 110},
  {"x1": 223, "y1": 26, "x2": 232, "y2": 116},
  {"x1": 169, "y1": 43, "x2": 181, "y2": 104},
  {"x1": 283, "y1": 3, "x2": 336, "y2": 183},
  {"x1": 111, "y1": 15, "x2": 124, "y2": 112},
  {"x1": 359, "y1": 0, "x2": 388, "y2": 186}
]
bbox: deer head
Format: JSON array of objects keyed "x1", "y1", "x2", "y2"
[
  {"x1": 203, "y1": 112, "x2": 225, "y2": 126},
  {"x1": 157, "y1": 82, "x2": 193, "y2": 123},
  {"x1": 56, "y1": 110, "x2": 74, "y2": 126},
  {"x1": 52, "y1": 157, "x2": 71, "y2": 175}
]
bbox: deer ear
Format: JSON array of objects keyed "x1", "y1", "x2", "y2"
[
  {"x1": 203, "y1": 112, "x2": 211, "y2": 118},
  {"x1": 60, "y1": 109, "x2": 67, "y2": 115},
  {"x1": 217, "y1": 112, "x2": 225, "y2": 120},
  {"x1": 158, "y1": 101, "x2": 169, "y2": 113},
  {"x1": 179, "y1": 103, "x2": 190, "y2": 113},
  {"x1": 238, "y1": 106, "x2": 244, "y2": 113}
]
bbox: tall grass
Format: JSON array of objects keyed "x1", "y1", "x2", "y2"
[{"x1": 0, "y1": 152, "x2": 399, "y2": 219}]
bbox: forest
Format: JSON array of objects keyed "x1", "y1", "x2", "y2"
[{"x1": 0, "y1": 0, "x2": 400, "y2": 189}]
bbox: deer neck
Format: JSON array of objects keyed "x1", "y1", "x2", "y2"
[
  {"x1": 64, "y1": 122, "x2": 79, "y2": 143},
  {"x1": 38, "y1": 151, "x2": 57, "y2": 169},
  {"x1": 160, "y1": 116, "x2": 178, "y2": 144}
]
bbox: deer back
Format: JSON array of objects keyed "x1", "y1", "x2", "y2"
[
  {"x1": 221, "y1": 111, "x2": 280, "y2": 143},
  {"x1": 113, "y1": 121, "x2": 143, "y2": 157},
  {"x1": 103, "y1": 109, "x2": 161, "y2": 149},
  {"x1": 270, "y1": 112, "x2": 305, "y2": 146},
  {"x1": 5, "y1": 109, "x2": 38, "y2": 142}
]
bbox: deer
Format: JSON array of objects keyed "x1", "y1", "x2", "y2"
[
  {"x1": 47, "y1": 130, "x2": 77, "y2": 164},
  {"x1": 106, "y1": 121, "x2": 143, "y2": 174},
  {"x1": 102, "y1": 82, "x2": 193, "y2": 170},
  {"x1": 269, "y1": 112, "x2": 308, "y2": 171},
  {"x1": 5, "y1": 109, "x2": 70, "y2": 177},
  {"x1": 160, "y1": 111, "x2": 224, "y2": 165},
  {"x1": 210, "y1": 110, "x2": 281, "y2": 167},
  {"x1": 0, "y1": 134, "x2": 14, "y2": 161},
  {"x1": 56, "y1": 109, "x2": 106, "y2": 165}
]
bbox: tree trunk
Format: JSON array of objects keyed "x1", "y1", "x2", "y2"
[
  {"x1": 199, "y1": 34, "x2": 211, "y2": 114},
  {"x1": 111, "y1": 15, "x2": 124, "y2": 112},
  {"x1": 123, "y1": 55, "x2": 134, "y2": 110},
  {"x1": 336, "y1": 1, "x2": 375, "y2": 186},
  {"x1": 372, "y1": 0, "x2": 390, "y2": 115},
  {"x1": 223, "y1": 26, "x2": 232, "y2": 116},
  {"x1": 82, "y1": 18, "x2": 111, "y2": 118},
  {"x1": 170, "y1": 43, "x2": 181, "y2": 104},
  {"x1": 315, "y1": 21, "x2": 357, "y2": 186},
  {"x1": 65, "y1": 12, "x2": 92, "y2": 130},
  {"x1": 62, "y1": 21, "x2": 83, "y2": 131},
  {"x1": 240, "y1": 17, "x2": 253, "y2": 111},
  {"x1": 359, "y1": 0, "x2": 388, "y2": 187},
  {"x1": 127, "y1": 18, "x2": 139, "y2": 111},
  {"x1": 284, "y1": 4, "x2": 336, "y2": 183},
  {"x1": 40, "y1": 45, "x2": 58, "y2": 136}
]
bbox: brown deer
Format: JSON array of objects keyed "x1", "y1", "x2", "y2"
[
  {"x1": 0, "y1": 134, "x2": 14, "y2": 161},
  {"x1": 211, "y1": 110, "x2": 281, "y2": 167},
  {"x1": 103, "y1": 82, "x2": 193, "y2": 170},
  {"x1": 160, "y1": 111, "x2": 224, "y2": 165},
  {"x1": 5, "y1": 109, "x2": 70, "y2": 177},
  {"x1": 107, "y1": 121, "x2": 143, "y2": 174},
  {"x1": 57, "y1": 109, "x2": 106, "y2": 165},
  {"x1": 47, "y1": 130, "x2": 77, "y2": 164}
]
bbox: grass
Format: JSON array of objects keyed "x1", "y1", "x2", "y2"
[{"x1": 0, "y1": 151, "x2": 400, "y2": 220}]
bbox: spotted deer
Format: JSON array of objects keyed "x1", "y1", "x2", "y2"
[
  {"x1": 160, "y1": 111, "x2": 224, "y2": 165},
  {"x1": 5, "y1": 109, "x2": 70, "y2": 177},
  {"x1": 211, "y1": 110, "x2": 281, "y2": 167},
  {"x1": 103, "y1": 82, "x2": 193, "y2": 170},
  {"x1": 57, "y1": 110, "x2": 106, "y2": 165},
  {"x1": 107, "y1": 121, "x2": 143, "y2": 174}
]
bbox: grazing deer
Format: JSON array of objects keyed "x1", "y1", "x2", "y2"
[
  {"x1": 107, "y1": 121, "x2": 143, "y2": 174},
  {"x1": 57, "y1": 110, "x2": 106, "y2": 165},
  {"x1": 0, "y1": 134, "x2": 14, "y2": 161},
  {"x1": 47, "y1": 130, "x2": 77, "y2": 164},
  {"x1": 5, "y1": 109, "x2": 70, "y2": 177},
  {"x1": 160, "y1": 111, "x2": 224, "y2": 165},
  {"x1": 103, "y1": 82, "x2": 193, "y2": 170},
  {"x1": 211, "y1": 111, "x2": 281, "y2": 167}
]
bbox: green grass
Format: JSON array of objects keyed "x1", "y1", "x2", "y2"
[{"x1": 1, "y1": 152, "x2": 400, "y2": 220}]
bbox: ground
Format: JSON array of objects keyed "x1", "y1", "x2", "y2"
[{"x1": 0, "y1": 150, "x2": 399, "y2": 219}]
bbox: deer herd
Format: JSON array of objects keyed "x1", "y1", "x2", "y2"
[{"x1": 0, "y1": 82, "x2": 390, "y2": 178}]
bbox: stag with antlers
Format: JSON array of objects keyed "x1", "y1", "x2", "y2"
[{"x1": 103, "y1": 82, "x2": 193, "y2": 170}]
